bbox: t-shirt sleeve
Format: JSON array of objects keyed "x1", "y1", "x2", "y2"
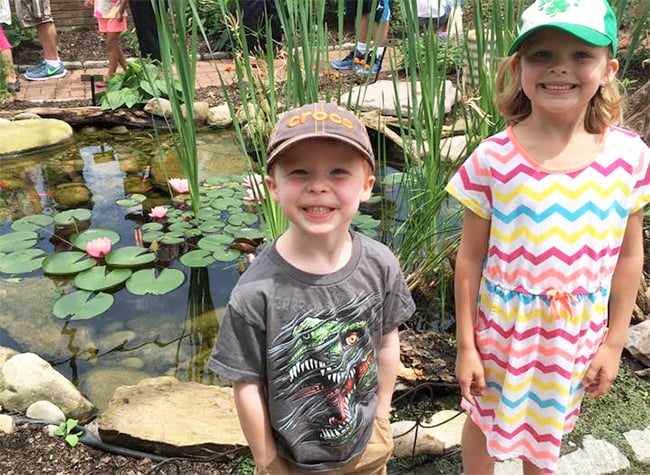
[
  {"x1": 630, "y1": 137, "x2": 650, "y2": 213},
  {"x1": 208, "y1": 304, "x2": 265, "y2": 384},
  {"x1": 381, "y1": 251, "x2": 416, "y2": 334},
  {"x1": 445, "y1": 150, "x2": 493, "y2": 220}
]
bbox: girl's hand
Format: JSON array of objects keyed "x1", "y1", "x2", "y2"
[
  {"x1": 456, "y1": 346, "x2": 487, "y2": 405},
  {"x1": 583, "y1": 342, "x2": 622, "y2": 398}
]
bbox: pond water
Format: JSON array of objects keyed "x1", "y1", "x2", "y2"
[{"x1": 0, "y1": 127, "x2": 249, "y2": 410}]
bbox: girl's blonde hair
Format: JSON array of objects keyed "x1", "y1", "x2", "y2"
[{"x1": 495, "y1": 52, "x2": 623, "y2": 134}]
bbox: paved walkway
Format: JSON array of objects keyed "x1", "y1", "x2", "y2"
[{"x1": 10, "y1": 56, "x2": 234, "y2": 105}]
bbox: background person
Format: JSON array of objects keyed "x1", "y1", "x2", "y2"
[
  {"x1": 331, "y1": 0, "x2": 390, "y2": 74},
  {"x1": 446, "y1": 1, "x2": 649, "y2": 473},
  {"x1": 14, "y1": 0, "x2": 65, "y2": 80},
  {"x1": 85, "y1": 0, "x2": 128, "y2": 84},
  {"x1": 0, "y1": 0, "x2": 19, "y2": 91},
  {"x1": 209, "y1": 102, "x2": 415, "y2": 474}
]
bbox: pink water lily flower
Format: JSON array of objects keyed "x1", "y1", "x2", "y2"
[
  {"x1": 86, "y1": 237, "x2": 112, "y2": 258},
  {"x1": 169, "y1": 178, "x2": 189, "y2": 194},
  {"x1": 148, "y1": 206, "x2": 167, "y2": 219}
]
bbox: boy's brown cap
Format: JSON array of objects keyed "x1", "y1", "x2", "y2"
[{"x1": 266, "y1": 102, "x2": 375, "y2": 171}]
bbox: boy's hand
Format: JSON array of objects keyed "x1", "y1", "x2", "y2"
[
  {"x1": 583, "y1": 342, "x2": 622, "y2": 398},
  {"x1": 84, "y1": 0, "x2": 93, "y2": 7},
  {"x1": 456, "y1": 346, "x2": 487, "y2": 405}
]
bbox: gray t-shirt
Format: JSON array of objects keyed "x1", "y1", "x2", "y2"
[{"x1": 208, "y1": 231, "x2": 415, "y2": 471}]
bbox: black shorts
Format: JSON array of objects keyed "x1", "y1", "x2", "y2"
[{"x1": 344, "y1": 0, "x2": 391, "y2": 23}]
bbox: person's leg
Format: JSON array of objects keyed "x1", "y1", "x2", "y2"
[
  {"x1": 106, "y1": 32, "x2": 125, "y2": 77},
  {"x1": 36, "y1": 21, "x2": 59, "y2": 61},
  {"x1": 461, "y1": 417, "x2": 495, "y2": 475},
  {"x1": 523, "y1": 460, "x2": 545, "y2": 475},
  {"x1": 128, "y1": 0, "x2": 161, "y2": 61},
  {"x1": 0, "y1": 24, "x2": 17, "y2": 84}
]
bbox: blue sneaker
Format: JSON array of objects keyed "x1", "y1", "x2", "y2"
[
  {"x1": 331, "y1": 50, "x2": 362, "y2": 70},
  {"x1": 24, "y1": 61, "x2": 67, "y2": 81},
  {"x1": 354, "y1": 58, "x2": 381, "y2": 75}
]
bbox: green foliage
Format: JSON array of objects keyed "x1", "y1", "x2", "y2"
[
  {"x1": 3, "y1": 17, "x2": 37, "y2": 48},
  {"x1": 97, "y1": 60, "x2": 179, "y2": 111},
  {"x1": 53, "y1": 419, "x2": 82, "y2": 448}
]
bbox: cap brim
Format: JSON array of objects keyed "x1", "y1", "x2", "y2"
[
  {"x1": 508, "y1": 24, "x2": 614, "y2": 55},
  {"x1": 266, "y1": 134, "x2": 375, "y2": 171}
]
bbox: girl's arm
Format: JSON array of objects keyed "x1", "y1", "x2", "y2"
[
  {"x1": 454, "y1": 208, "x2": 491, "y2": 404},
  {"x1": 376, "y1": 328, "x2": 400, "y2": 419},
  {"x1": 584, "y1": 209, "x2": 644, "y2": 398},
  {"x1": 233, "y1": 382, "x2": 277, "y2": 467}
]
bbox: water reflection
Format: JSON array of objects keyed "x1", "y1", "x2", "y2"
[{"x1": 0, "y1": 128, "x2": 247, "y2": 410}]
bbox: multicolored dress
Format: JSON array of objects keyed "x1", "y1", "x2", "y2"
[{"x1": 445, "y1": 126, "x2": 650, "y2": 472}]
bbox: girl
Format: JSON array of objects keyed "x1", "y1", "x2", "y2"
[
  {"x1": 445, "y1": 0, "x2": 650, "y2": 473},
  {"x1": 0, "y1": 0, "x2": 19, "y2": 92},
  {"x1": 85, "y1": 0, "x2": 128, "y2": 85}
]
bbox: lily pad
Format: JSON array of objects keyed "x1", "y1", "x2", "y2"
[
  {"x1": 180, "y1": 250, "x2": 217, "y2": 267},
  {"x1": 126, "y1": 268, "x2": 185, "y2": 295},
  {"x1": 198, "y1": 234, "x2": 233, "y2": 251},
  {"x1": 74, "y1": 266, "x2": 132, "y2": 291},
  {"x1": 227, "y1": 212, "x2": 258, "y2": 227},
  {"x1": 141, "y1": 222, "x2": 164, "y2": 232},
  {"x1": 53, "y1": 290, "x2": 114, "y2": 320},
  {"x1": 213, "y1": 248, "x2": 241, "y2": 262},
  {"x1": 233, "y1": 227, "x2": 267, "y2": 240},
  {"x1": 168, "y1": 221, "x2": 194, "y2": 231},
  {"x1": 54, "y1": 209, "x2": 92, "y2": 226},
  {"x1": 115, "y1": 194, "x2": 147, "y2": 207},
  {"x1": 0, "y1": 249, "x2": 47, "y2": 274},
  {"x1": 198, "y1": 220, "x2": 225, "y2": 233},
  {"x1": 11, "y1": 215, "x2": 54, "y2": 232},
  {"x1": 71, "y1": 228, "x2": 121, "y2": 251},
  {"x1": 206, "y1": 188, "x2": 236, "y2": 199},
  {"x1": 142, "y1": 230, "x2": 164, "y2": 242},
  {"x1": 0, "y1": 231, "x2": 39, "y2": 252},
  {"x1": 210, "y1": 197, "x2": 242, "y2": 211},
  {"x1": 42, "y1": 251, "x2": 96, "y2": 275},
  {"x1": 105, "y1": 246, "x2": 156, "y2": 267},
  {"x1": 161, "y1": 234, "x2": 184, "y2": 245}
]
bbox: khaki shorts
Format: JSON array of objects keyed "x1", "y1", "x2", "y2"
[
  {"x1": 256, "y1": 417, "x2": 394, "y2": 475},
  {"x1": 14, "y1": 0, "x2": 53, "y2": 28}
]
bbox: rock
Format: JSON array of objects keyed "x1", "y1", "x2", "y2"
[
  {"x1": 0, "y1": 352, "x2": 96, "y2": 423},
  {"x1": 25, "y1": 400, "x2": 66, "y2": 424},
  {"x1": 623, "y1": 425, "x2": 650, "y2": 464},
  {"x1": 0, "y1": 414, "x2": 15, "y2": 434},
  {"x1": 626, "y1": 320, "x2": 650, "y2": 367},
  {"x1": 343, "y1": 79, "x2": 458, "y2": 117},
  {"x1": 207, "y1": 104, "x2": 233, "y2": 128},
  {"x1": 81, "y1": 368, "x2": 151, "y2": 413},
  {"x1": 556, "y1": 435, "x2": 630, "y2": 475},
  {"x1": 143, "y1": 98, "x2": 211, "y2": 124},
  {"x1": 0, "y1": 118, "x2": 74, "y2": 157},
  {"x1": 391, "y1": 409, "x2": 466, "y2": 458},
  {"x1": 98, "y1": 376, "x2": 247, "y2": 459},
  {"x1": 54, "y1": 182, "x2": 93, "y2": 208}
]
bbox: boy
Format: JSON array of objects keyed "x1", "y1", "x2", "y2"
[{"x1": 208, "y1": 102, "x2": 415, "y2": 474}]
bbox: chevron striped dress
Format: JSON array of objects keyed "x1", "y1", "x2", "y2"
[{"x1": 445, "y1": 126, "x2": 650, "y2": 473}]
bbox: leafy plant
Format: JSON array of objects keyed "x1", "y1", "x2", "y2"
[
  {"x1": 97, "y1": 59, "x2": 179, "y2": 111},
  {"x1": 53, "y1": 419, "x2": 82, "y2": 448}
]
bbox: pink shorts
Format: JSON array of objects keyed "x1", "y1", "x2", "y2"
[
  {"x1": 98, "y1": 17, "x2": 127, "y2": 34},
  {"x1": 0, "y1": 23, "x2": 9, "y2": 50}
]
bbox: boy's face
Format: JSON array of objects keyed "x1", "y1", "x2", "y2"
[{"x1": 265, "y1": 138, "x2": 375, "y2": 239}]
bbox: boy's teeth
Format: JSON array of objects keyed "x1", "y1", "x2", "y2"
[{"x1": 307, "y1": 207, "x2": 329, "y2": 213}]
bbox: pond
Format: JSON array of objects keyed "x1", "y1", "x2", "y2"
[{"x1": 0, "y1": 127, "x2": 251, "y2": 411}]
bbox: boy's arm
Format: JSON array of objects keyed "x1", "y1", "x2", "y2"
[
  {"x1": 376, "y1": 328, "x2": 400, "y2": 419},
  {"x1": 454, "y1": 208, "x2": 490, "y2": 404},
  {"x1": 584, "y1": 209, "x2": 644, "y2": 398},
  {"x1": 233, "y1": 382, "x2": 277, "y2": 467}
]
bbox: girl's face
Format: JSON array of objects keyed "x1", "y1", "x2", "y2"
[
  {"x1": 265, "y1": 139, "x2": 375, "y2": 239},
  {"x1": 514, "y1": 29, "x2": 618, "y2": 122}
]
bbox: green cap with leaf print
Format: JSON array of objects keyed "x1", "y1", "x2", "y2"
[{"x1": 508, "y1": 0, "x2": 618, "y2": 56}]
